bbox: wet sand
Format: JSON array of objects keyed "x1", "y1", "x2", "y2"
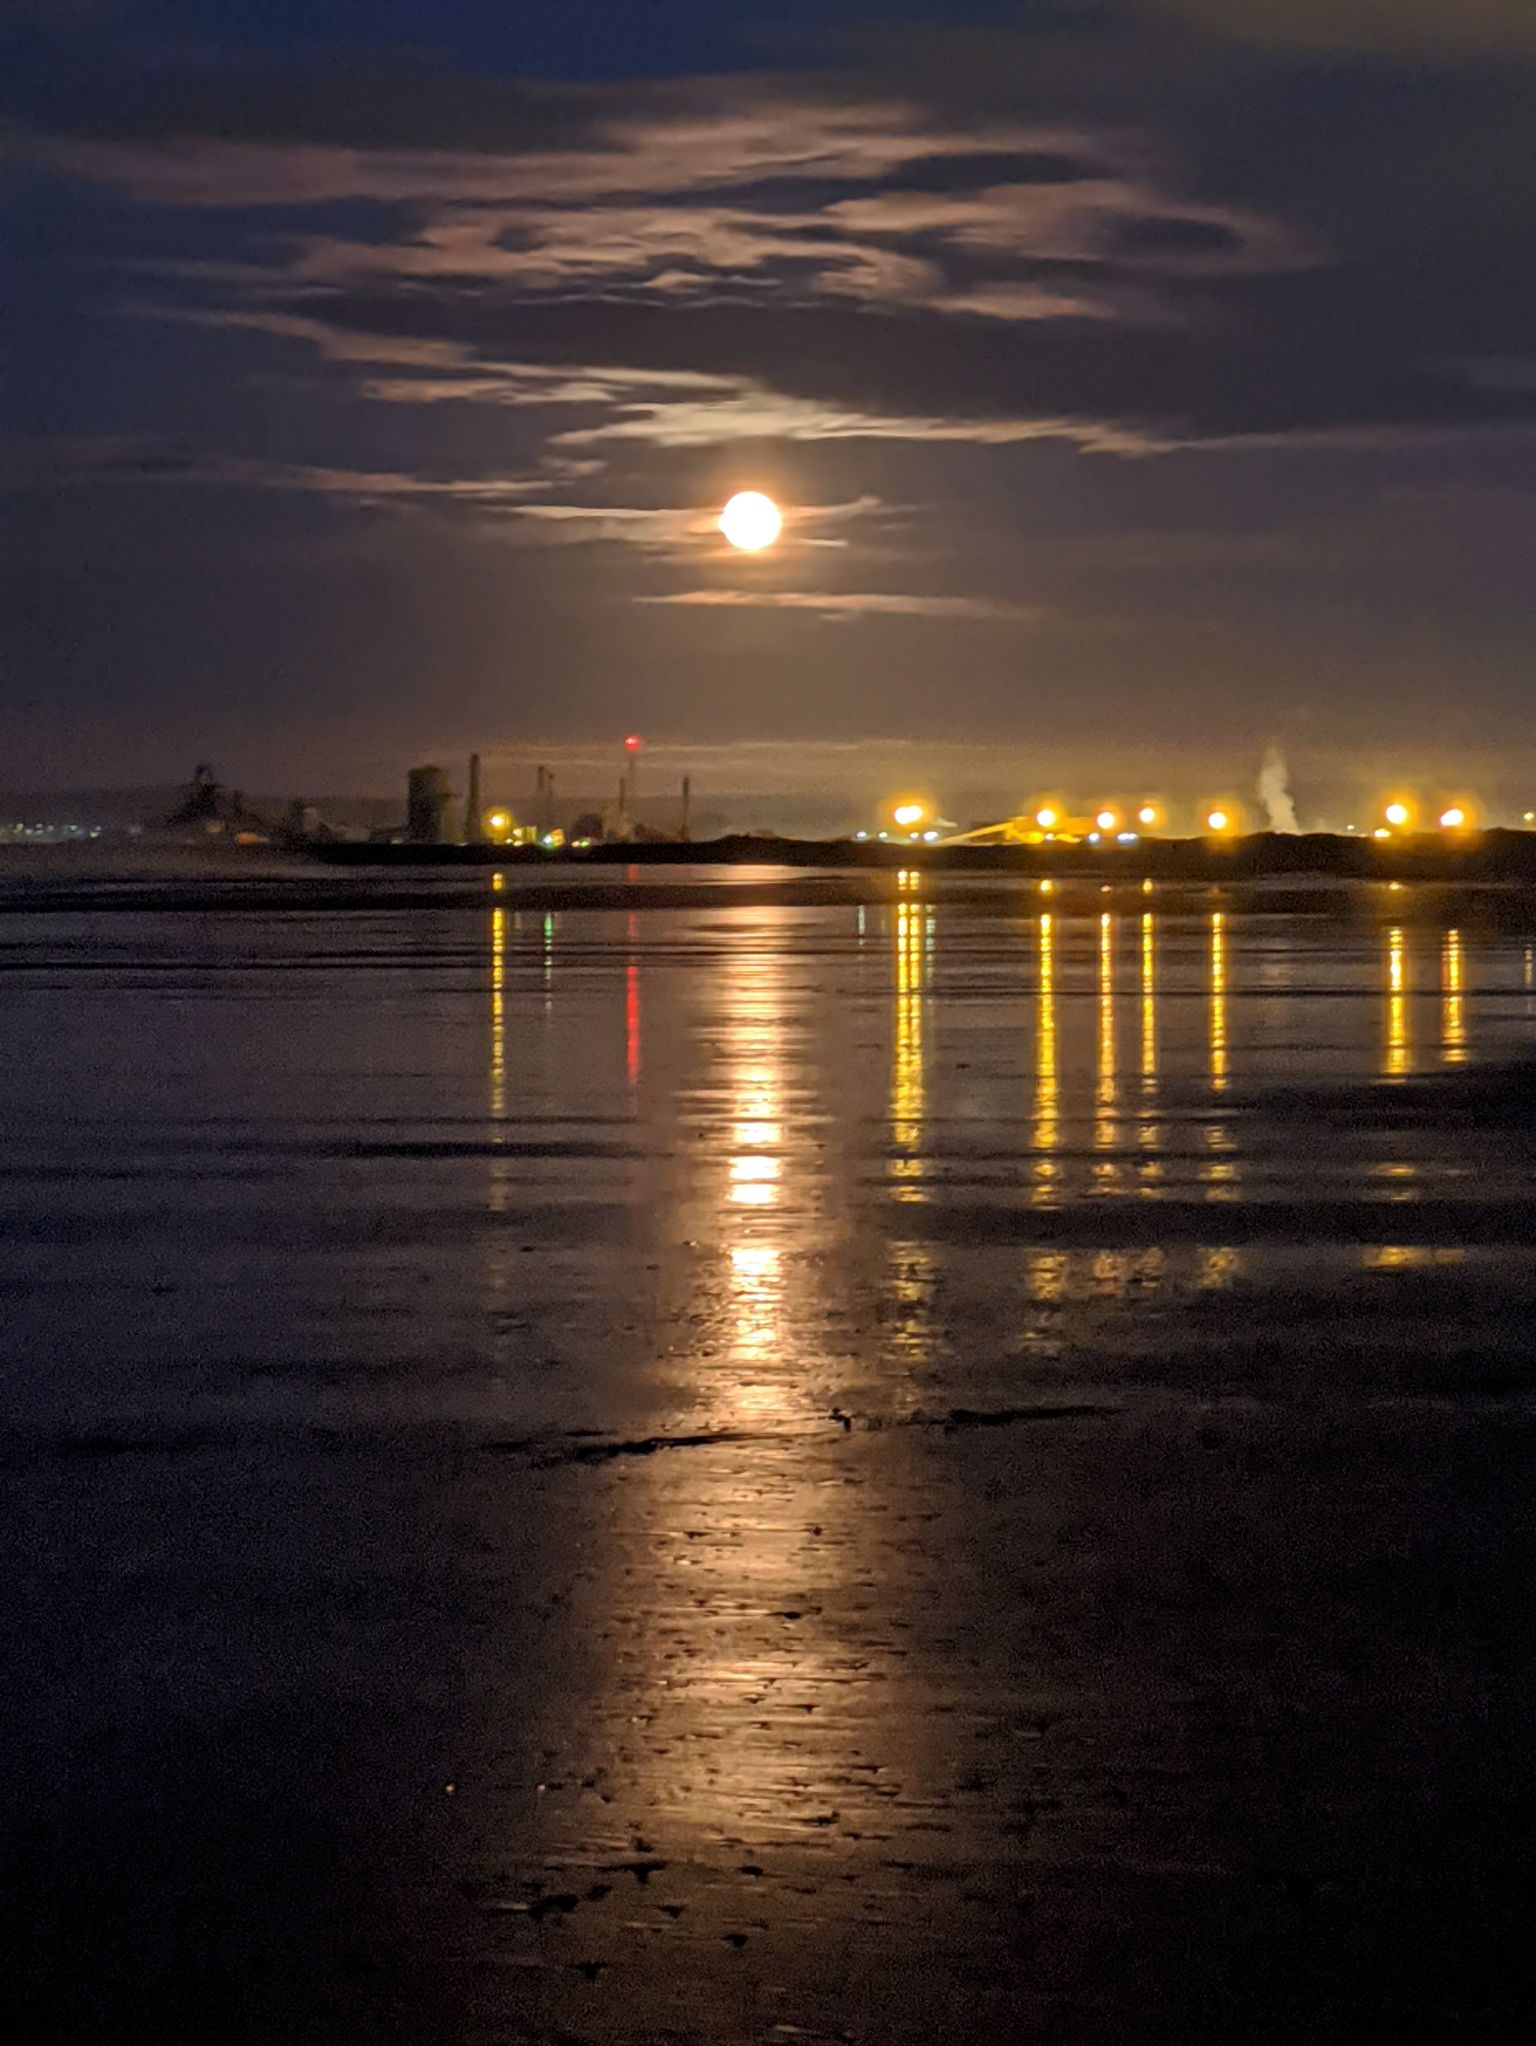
[{"x1": 3, "y1": 870, "x2": 1535, "y2": 2042}]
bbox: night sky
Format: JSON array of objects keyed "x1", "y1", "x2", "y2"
[{"x1": 4, "y1": 2, "x2": 1535, "y2": 817}]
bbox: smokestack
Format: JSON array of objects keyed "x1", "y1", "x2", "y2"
[
  {"x1": 535, "y1": 764, "x2": 549, "y2": 839},
  {"x1": 465, "y1": 753, "x2": 485, "y2": 843},
  {"x1": 680, "y1": 774, "x2": 692, "y2": 843},
  {"x1": 1257, "y1": 746, "x2": 1301, "y2": 833}
]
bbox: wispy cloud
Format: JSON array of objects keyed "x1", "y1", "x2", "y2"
[
  {"x1": 636, "y1": 588, "x2": 1043, "y2": 622},
  {"x1": 43, "y1": 66, "x2": 1300, "y2": 339},
  {"x1": 513, "y1": 492, "x2": 887, "y2": 556},
  {"x1": 19, "y1": 28, "x2": 1536, "y2": 476},
  {"x1": 0, "y1": 434, "x2": 551, "y2": 510},
  {"x1": 549, "y1": 383, "x2": 1163, "y2": 453}
]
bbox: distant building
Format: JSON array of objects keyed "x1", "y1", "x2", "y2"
[{"x1": 406, "y1": 764, "x2": 453, "y2": 845}]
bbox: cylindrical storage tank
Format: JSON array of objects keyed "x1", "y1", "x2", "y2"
[{"x1": 406, "y1": 764, "x2": 452, "y2": 844}]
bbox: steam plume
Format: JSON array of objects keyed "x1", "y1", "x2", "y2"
[{"x1": 1257, "y1": 746, "x2": 1300, "y2": 833}]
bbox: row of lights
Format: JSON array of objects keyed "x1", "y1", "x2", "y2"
[
  {"x1": 1037, "y1": 804, "x2": 1170, "y2": 832},
  {"x1": 1380, "y1": 800, "x2": 1470, "y2": 833},
  {"x1": 871, "y1": 800, "x2": 1217, "y2": 840},
  {"x1": 871, "y1": 798, "x2": 1515, "y2": 843}
]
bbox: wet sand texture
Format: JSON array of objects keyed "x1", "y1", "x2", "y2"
[{"x1": 3, "y1": 880, "x2": 1534, "y2": 2042}]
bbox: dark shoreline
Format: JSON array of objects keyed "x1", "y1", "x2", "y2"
[{"x1": 308, "y1": 827, "x2": 1536, "y2": 886}]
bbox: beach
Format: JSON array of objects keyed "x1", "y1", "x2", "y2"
[{"x1": 4, "y1": 860, "x2": 1534, "y2": 2043}]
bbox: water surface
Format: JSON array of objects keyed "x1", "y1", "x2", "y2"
[{"x1": 4, "y1": 868, "x2": 1534, "y2": 2043}]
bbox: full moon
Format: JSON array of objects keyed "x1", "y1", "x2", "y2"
[{"x1": 719, "y1": 490, "x2": 782, "y2": 552}]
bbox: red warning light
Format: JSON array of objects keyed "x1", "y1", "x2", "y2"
[{"x1": 624, "y1": 733, "x2": 642, "y2": 751}]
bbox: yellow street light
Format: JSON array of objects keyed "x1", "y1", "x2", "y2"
[
  {"x1": 892, "y1": 801, "x2": 926, "y2": 828},
  {"x1": 1207, "y1": 809, "x2": 1231, "y2": 833},
  {"x1": 1138, "y1": 805, "x2": 1159, "y2": 827},
  {"x1": 1384, "y1": 801, "x2": 1411, "y2": 829},
  {"x1": 1096, "y1": 809, "x2": 1118, "y2": 832},
  {"x1": 1440, "y1": 806, "x2": 1468, "y2": 830},
  {"x1": 487, "y1": 810, "x2": 511, "y2": 833},
  {"x1": 1035, "y1": 806, "x2": 1058, "y2": 830}
]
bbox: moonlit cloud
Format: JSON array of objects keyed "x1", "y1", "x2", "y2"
[
  {"x1": 26, "y1": 38, "x2": 1535, "y2": 461},
  {"x1": 636, "y1": 589, "x2": 1043, "y2": 622},
  {"x1": 512, "y1": 491, "x2": 886, "y2": 556},
  {"x1": 50, "y1": 84, "x2": 1294, "y2": 343},
  {"x1": 554, "y1": 394, "x2": 1160, "y2": 452}
]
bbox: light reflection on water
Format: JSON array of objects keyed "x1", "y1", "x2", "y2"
[
  {"x1": 1140, "y1": 908, "x2": 1157, "y2": 1094},
  {"x1": 1209, "y1": 907, "x2": 1229, "y2": 1094},
  {"x1": 1442, "y1": 927, "x2": 1467, "y2": 1066},
  {"x1": 1385, "y1": 925, "x2": 1410, "y2": 1080},
  {"x1": 489, "y1": 902, "x2": 507, "y2": 1124},
  {"x1": 1362, "y1": 1244, "x2": 1468, "y2": 1271},
  {"x1": 1138, "y1": 908, "x2": 1162, "y2": 1192},
  {"x1": 1093, "y1": 912, "x2": 1120, "y2": 1189},
  {"x1": 626, "y1": 912, "x2": 642, "y2": 1088},
  {"x1": 1033, "y1": 910, "x2": 1058, "y2": 1200},
  {"x1": 890, "y1": 888, "x2": 930, "y2": 1202},
  {"x1": 474, "y1": 895, "x2": 1508, "y2": 1260},
  {"x1": 487, "y1": 897, "x2": 510, "y2": 1221}
]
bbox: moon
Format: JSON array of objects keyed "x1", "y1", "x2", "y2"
[{"x1": 720, "y1": 490, "x2": 782, "y2": 552}]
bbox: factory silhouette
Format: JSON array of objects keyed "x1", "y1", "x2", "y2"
[
  {"x1": 151, "y1": 753, "x2": 1536, "y2": 889},
  {"x1": 402, "y1": 742, "x2": 693, "y2": 850}
]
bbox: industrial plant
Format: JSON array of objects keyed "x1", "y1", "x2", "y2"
[
  {"x1": 64, "y1": 753, "x2": 1532, "y2": 883},
  {"x1": 393, "y1": 740, "x2": 694, "y2": 850}
]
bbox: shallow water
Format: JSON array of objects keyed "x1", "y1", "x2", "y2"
[{"x1": 5, "y1": 869, "x2": 1535, "y2": 2043}]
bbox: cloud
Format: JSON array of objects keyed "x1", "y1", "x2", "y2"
[
  {"x1": 0, "y1": 430, "x2": 902, "y2": 572},
  {"x1": 20, "y1": 31, "x2": 1536, "y2": 466},
  {"x1": 636, "y1": 588, "x2": 1043, "y2": 622},
  {"x1": 231, "y1": 463, "x2": 550, "y2": 510},
  {"x1": 0, "y1": 434, "x2": 552, "y2": 511},
  {"x1": 39, "y1": 60, "x2": 1302, "y2": 329},
  {"x1": 511, "y1": 491, "x2": 887, "y2": 556},
  {"x1": 273, "y1": 288, "x2": 1534, "y2": 449},
  {"x1": 546, "y1": 376, "x2": 1160, "y2": 452}
]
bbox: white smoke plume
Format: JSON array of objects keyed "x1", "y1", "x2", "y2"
[{"x1": 1257, "y1": 746, "x2": 1301, "y2": 833}]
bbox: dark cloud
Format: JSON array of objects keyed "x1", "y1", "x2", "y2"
[
  {"x1": 1107, "y1": 213, "x2": 1243, "y2": 258},
  {"x1": 261, "y1": 285, "x2": 1536, "y2": 448},
  {"x1": 865, "y1": 146, "x2": 1101, "y2": 192}
]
